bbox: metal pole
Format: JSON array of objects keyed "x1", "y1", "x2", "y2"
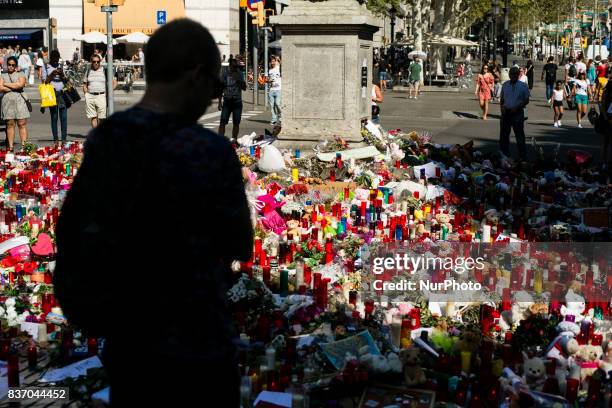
[
  {"x1": 556, "y1": 6, "x2": 560, "y2": 59},
  {"x1": 503, "y1": 0, "x2": 509, "y2": 67},
  {"x1": 105, "y1": 8, "x2": 114, "y2": 116},
  {"x1": 253, "y1": 25, "x2": 258, "y2": 106},
  {"x1": 264, "y1": 28, "x2": 268, "y2": 109}
]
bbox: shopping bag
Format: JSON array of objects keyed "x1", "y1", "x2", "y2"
[
  {"x1": 39, "y1": 84, "x2": 57, "y2": 108},
  {"x1": 63, "y1": 82, "x2": 81, "y2": 104}
]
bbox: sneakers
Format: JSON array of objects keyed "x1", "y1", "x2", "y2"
[
  {"x1": 553, "y1": 122, "x2": 559, "y2": 127},
  {"x1": 577, "y1": 123, "x2": 583, "y2": 128},
  {"x1": 557, "y1": 120, "x2": 562, "y2": 127}
]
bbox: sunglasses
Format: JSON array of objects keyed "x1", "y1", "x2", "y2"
[
  {"x1": 7, "y1": 63, "x2": 16, "y2": 67},
  {"x1": 92, "y1": 61, "x2": 100, "y2": 64}
]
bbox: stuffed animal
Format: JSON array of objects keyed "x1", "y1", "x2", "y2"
[
  {"x1": 511, "y1": 290, "x2": 535, "y2": 326},
  {"x1": 522, "y1": 352, "x2": 546, "y2": 389},
  {"x1": 399, "y1": 347, "x2": 427, "y2": 386},
  {"x1": 285, "y1": 219, "x2": 301, "y2": 240},
  {"x1": 575, "y1": 344, "x2": 603, "y2": 383},
  {"x1": 560, "y1": 289, "x2": 586, "y2": 323},
  {"x1": 599, "y1": 341, "x2": 612, "y2": 379},
  {"x1": 453, "y1": 327, "x2": 481, "y2": 354},
  {"x1": 434, "y1": 212, "x2": 453, "y2": 233}
]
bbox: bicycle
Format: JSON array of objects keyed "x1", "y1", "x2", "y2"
[{"x1": 63, "y1": 62, "x2": 87, "y2": 87}]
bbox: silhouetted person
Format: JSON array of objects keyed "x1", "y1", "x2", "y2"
[
  {"x1": 54, "y1": 19, "x2": 253, "y2": 407},
  {"x1": 500, "y1": 66, "x2": 529, "y2": 160}
]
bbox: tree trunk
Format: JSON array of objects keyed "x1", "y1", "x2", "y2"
[
  {"x1": 433, "y1": 0, "x2": 445, "y2": 34},
  {"x1": 412, "y1": 0, "x2": 423, "y2": 51}
]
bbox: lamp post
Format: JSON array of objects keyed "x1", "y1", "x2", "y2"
[
  {"x1": 89, "y1": 0, "x2": 125, "y2": 116},
  {"x1": 389, "y1": 5, "x2": 397, "y2": 46},
  {"x1": 487, "y1": 13, "x2": 493, "y2": 59},
  {"x1": 502, "y1": 0, "x2": 509, "y2": 67},
  {"x1": 492, "y1": 0, "x2": 500, "y2": 62}
]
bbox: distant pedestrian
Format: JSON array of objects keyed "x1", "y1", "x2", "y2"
[
  {"x1": 17, "y1": 50, "x2": 32, "y2": 80},
  {"x1": 42, "y1": 50, "x2": 68, "y2": 146},
  {"x1": 525, "y1": 60, "x2": 534, "y2": 90},
  {"x1": 218, "y1": 58, "x2": 246, "y2": 142},
  {"x1": 83, "y1": 54, "x2": 116, "y2": 128},
  {"x1": 35, "y1": 52, "x2": 44, "y2": 80},
  {"x1": 541, "y1": 56, "x2": 558, "y2": 103},
  {"x1": 72, "y1": 47, "x2": 80, "y2": 64},
  {"x1": 565, "y1": 57, "x2": 577, "y2": 83},
  {"x1": 0, "y1": 56, "x2": 29, "y2": 151},
  {"x1": 408, "y1": 58, "x2": 421, "y2": 100},
  {"x1": 575, "y1": 55, "x2": 587, "y2": 75},
  {"x1": 552, "y1": 80, "x2": 566, "y2": 127},
  {"x1": 267, "y1": 56, "x2": 281, "y2": 126},
  {"x1": 377, "y1": 58, "x2": 389, "y2": 91},
  {"x1": 475, "y1": 64, "x2": 494, "y2": 120},
  {"x1": 371, "y1": 77, "x2": 383, "y2": 124},
  {"x1": 571, "y1": 71, "x2": 590, "y2": 128},
  {"x1": 519, "y1": 67, "x2": 528, "y2": 85},
  {"x1": 587, "y1": 59, "x2": 596, "y2": 101},
  {"x1": 499, "y1": 66, "x2": 529, "y2": 160}
]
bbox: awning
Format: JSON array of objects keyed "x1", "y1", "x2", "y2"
[
  {"x1": 0, "y1": 29, "x2": 43, "y2": 41},
  {"x1": 425, "y1": 36, "x2": 479, "y2": 47}
]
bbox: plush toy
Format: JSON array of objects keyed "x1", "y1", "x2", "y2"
[
  {"x1": 511, "y1": 290, "x2": 535, "y2": 326},
  {"x1": 434, "y1": 212, "x2": 453, "y2": 233},
  {"x1": 575, "y1": 344, "x2": 603, "y2": 383},
  {"x1": 453, "y1": 327, "x2": 481, "y2": 354},
  {"x1": 599, "y1": 341, "x2": 612, "y2": 378},
  {"x1": 285, "y1": 219, "x2": 301, "y2": 240},
  {"x1": 560, "y1": 289, "x2": 586, "y2": 323},
  {"x1": 399, "y1": 347, "x2": 427, "y2": 386},
  {"x1": 358, "y1": 346, "x2": 403, "y2": 375},
  {"x1": 522, "y1": 352, "x2": 546, "y2": 389}
]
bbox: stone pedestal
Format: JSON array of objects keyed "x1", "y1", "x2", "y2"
[{"x1": 270, "y1": 0, "x2": 379, "y2": 146}]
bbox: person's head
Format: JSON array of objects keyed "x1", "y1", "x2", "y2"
[
  {"x1": 481, "y1": 64, "x2": 489, "y2": 74},
  {"x1": 509, "y1": 66, "x2": 520, "y2": 82},
  {"x1": 527, "y1": 60, "x2": 533, "y2": 66},
  {"x1": 138, "y1": 47, "x2": 142, "y2": 53},
  {"x1": 27, "y1": 47, "x2": 32, "y2": 52},
  {"x1": 577, "y1": 55, "x2": 583, "y2": 62},
  {"x1": 556, "y1": 80, "x2": 563, "y2": 90},
  {"x1": 144, "y1": 18, "x2": 221, "y2": 122},
  {"x1": 271, "y1": 56, "x2": 279, "y2": 67},
  {"x1": 21, "y1": 49, "x2": 27, "y2": 55},
  {"x1": 548, "y1": 56, "x2": 554, "y2": 63},
  {"x1": 577, "y1": 72, "x2": 586, "y2": 81},
  {"x1": 49, "y1": 50, "x2": 60, "y2": 65},
  {"x1": 76, "y1": 47, "x2": 79, "y2": 51},
  {"x1": 90, "y1": 54, "x2": 102, "y2": 69},
  {"x1": 571, "y1": 57, "x2": 576, "y2": 64},
  {"x1": 228, "y1": 58, "x2": 238, "y2": 72},
  {"x1": 6, "y1": 56, "x2": 17, "y2": 73}
]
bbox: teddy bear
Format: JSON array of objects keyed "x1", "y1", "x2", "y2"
[
  {"x1": 399, "y1": 347, "x2": 427, "y2": 386},
  {"x1": 453, "y1": 327, "x2": 481, "y2": 354},
  {"x1": 284, "y1": 219, "x2": 301, "y2": 241},
  {"x1": 522, "y1": 353, "x2": 546, "y2": 390},
  {"x1": 434, "y1": 212, "x2": 453, "y2": 233},
  {"x1": 560, "y1": 289, "x2": 586, "y2": 323},
  {"x1": 575, "y1": 344, "x2": 604, "y2": 383},
  {"x1": 599, "y1": 341, "x2": 612, "y2": 379}
]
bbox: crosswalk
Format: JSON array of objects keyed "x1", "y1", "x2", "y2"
[{"x1": 199, "y1": 110, "x2": 263, "y2": 130}]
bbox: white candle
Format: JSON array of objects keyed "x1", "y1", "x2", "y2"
[
  {"x1": 295, "y1": 260, "x2": 304, "y2": 287},
  {"x1": 265, "y1": 347, "x2": 276, "y2": 370},
  {"x1": 482, "y1": 224, "x2": 491, "y2": 243}
]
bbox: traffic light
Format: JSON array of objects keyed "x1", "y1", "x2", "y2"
[
  {"x1": 582, "y1": 37, "x2": 588, "y2": 48},
  {"x1": 240, "y1": 0, "x2": 247, "y2": 7},
  {"x1": 250, "y1": 2, "x2": 265, "y2": 27}
]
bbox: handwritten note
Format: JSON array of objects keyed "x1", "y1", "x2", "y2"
[
  {"x1": 40, "y1": 356, "x2": 103, "y2": 383},
  {"x1": 20, "y1": 322, "x2": 39, "y2": 340}
]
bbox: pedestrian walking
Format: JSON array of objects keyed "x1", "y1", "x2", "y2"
[
  {"x1": 587, "y1": 59, "x2": 597, "y2": 101},
  {"x1": 17, "y1": 50, "x2": 32, "y2": 80},
  {"x1": 572, "y1": 72, "x2": 591, "y2": 128},
  {"x1": 518, "y1": 67, "x2": 529, "y2": 85},
  {"x1": 72, "y1": 47, "x2": 80, "y2": 64},
  {"x1": 475, "y1": 64, "x2": 494, "y2": 120},
  {"x1": 552, "y1": 80, "x2": 566, "y2": 127},
  {"x1": 499, "y1": 66, "x2": 529, "y2": 160},
  {"x1": 408, "y1": 58, "x2": 422, "y2": 100},
  {"x1": 377, "y1": 57, "x2": 389, "y2": 91},
  {"x1": 575, "y1": 55, "x2": 587, "y2": 76},
  {"x1": 371, "y1": 77, "x2": 383, "y2": 124},
  {"x1": 541, "y1": 56, "x2": 558, "y2": 103},
  {"x1": 218, "y1": 58, "x2": 246, "y2": 142},
  {"x1": 0, "y1": 56, "x2": 29, "y2": 151},
  {"x1": 35, "y1": 52, "x2": 44, "y2": 80},
  {"x1": 525, "y1": 60, "x2": 534, "y2": 90},
  {"x1": 54, "y1": 19, "x2": 251, "y2": 408},
  {"x1": 267, "y1": 55, "x2": 282, "y2": 126},
  {"x1": 41, "y1": 50, "x2": 69, "y2": 146},
  {"x1": 83, "y1": 54, "x2": 116, "y2": 128},
  {"x1": 491, "y1": 61, "x2": 502, "y2": 101}
]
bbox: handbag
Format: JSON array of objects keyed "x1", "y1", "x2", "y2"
[
  {"x1": 39, "y1": 83, "x2": 57, "y2": 108},
  {"x1": 61, "y1": 91, "x2": 73, "y2": 109},
  {"x1": 63, "y1": 82, "x2": 81, "y2": 104}
]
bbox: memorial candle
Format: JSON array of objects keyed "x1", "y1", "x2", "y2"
[
  {"x1": 295, "y1": 260, "x2": 304, "y2": 288},
  {"x1": 27, "y1": 342, "x2": 37, "y2": 370},
  {"x1": 280, "y1": 270, "x2": 289, "y2": 296},
  {"x1": 7, "y1": 351, "x2": 19, "y2": 387}
]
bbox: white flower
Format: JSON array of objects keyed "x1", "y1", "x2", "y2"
[
  {"x1": 5, "y1": 297, "x2": 16, "y2": 308},
  {"x1": 0, "y1": 306, "x2": 5, "y2": 317}
]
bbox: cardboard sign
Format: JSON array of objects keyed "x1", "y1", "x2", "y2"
[
  {"x1": 583, "y1": 207, "x2": 609, "y2": 228},
  {"x1": 311, "y1": 181, "x2": 357, "y2": 195}
]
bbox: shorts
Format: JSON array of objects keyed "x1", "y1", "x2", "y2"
[
  {"x1": 220, "y1": 98, "x2": 242, "y2": 125},
  {"x1": 409, "y1": 79, "x2": 419, "y2": 86},
  {"x1": 379, "y1": 72, "x2": 388, "y2": 81},
  {"x1": 553, "y1": 100, "x2": 564, "y2": 107},
  {"x1": 85, "y1": 93, "x2": 107, "y2": 119},
  {"x1": 574, "y1": 94, "x2": 588, "y2": 105}
]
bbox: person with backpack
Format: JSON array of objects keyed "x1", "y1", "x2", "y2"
[
  {"x1": 541, "y1": 56, "x2": 557, "y2": 103},
  {"x1": 218, "y1": 58, "x2": 246, "y2": 142},
  {"x1": 83, "y1": 54, "x2": 117, "y2": 128}
]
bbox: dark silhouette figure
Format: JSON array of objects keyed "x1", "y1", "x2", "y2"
[{"x1": 54, "y1": 19, "x2": 253, "y2": 407}]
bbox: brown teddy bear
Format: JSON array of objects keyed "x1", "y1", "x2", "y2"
[
  {"x1": 575, "y1": 344, "x2": 604, "y2": 383},
  {"x1": 453, "y1": 327, "x2": 482, "y2": 354},
  {"x1": 399, "y1": 347, "x2": 427, "y2": 386}
]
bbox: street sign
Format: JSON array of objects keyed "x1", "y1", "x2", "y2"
[
  {"x1": 156, "y1": 10, "x2": 167, "y2": 25},
  {"x1": 101, "y1": 5, "x2": 118, "y2": 12}
]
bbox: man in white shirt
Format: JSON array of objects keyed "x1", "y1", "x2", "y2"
[
  {"x1": 500, "y1": 67, "x2": 530, "y2": 160},
  {"x1": 83, "y1": 55, "x2": 117, "y2": 128},
  {"x1": 267, "y1": 56, "x2": 281, "y2": 125},
  {"x1": 575, "y1": 55, "x2": 587, "y2": 75}
]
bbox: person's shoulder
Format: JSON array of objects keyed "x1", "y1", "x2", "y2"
[{"x1": 170, "y1": 125, "x2": 234, "y2": 157}]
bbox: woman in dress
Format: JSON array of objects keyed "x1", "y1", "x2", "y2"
[
  {"x1": 587, "y1": 59, "x2": 597, "y2": 101},
  {"x1": 475, "y1": 64, "x2": 493, "y2": 120},
  {"x1": 0, "y1": 56, "x2": 29, "y2": 151}
]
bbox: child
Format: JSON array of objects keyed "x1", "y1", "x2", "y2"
[{"x1": 552, "y1": 80, "x2": 566, "y2": 127}]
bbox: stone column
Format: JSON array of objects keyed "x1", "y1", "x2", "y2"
[{"x1": 270, "y1": 0, "x2": 379, "y2": 146}]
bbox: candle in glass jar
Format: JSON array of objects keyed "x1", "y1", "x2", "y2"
[
  {"x1": 7, "y1": 352, "x2": 19, "y2": 387},
  {"x1": 280, "y1": 269, "x2": 289, "y2": 296},
  {"x1": 266, "y1": 347, "x2": 276, "y2": 370},
  {"x1": 460, "y1": 351, "x2": 472, "y2": 373},
  {"x1": 27, "y1": 342, "x2": 37, "y2": 370},
  {"x1": 295, "y1": 260, "x2": 304, "y2": 288},
  {"x1": 291, "y1": 168, "x2": 299, "y2": 183}
]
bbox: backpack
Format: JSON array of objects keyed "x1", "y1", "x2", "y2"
[
  {"x1": 568, "y1": 64, "x2": 577, "y2": 78},
  {"x1": 545, "y1": 64, "x2": 557, "y2": 81}
]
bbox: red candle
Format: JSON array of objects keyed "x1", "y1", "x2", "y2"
[
  {"x1": 262, "y1": 265, "x2": 271, "y2": 287},
  {"x1": 313, "y1": 272, "x2": 321, "y2": 290},
  {"x1": 565, "y1": 378, "x2": 579, "y2": 403},
  {"x1": 329, "y1": 170, "x2": 335, "y2": 182},
  {"x1": 27, "y1": 343, "x2": 38, "y2": 370},
  {"x1": 7, "y1": 352, "x2": 19, "y2": 387},
  {"x1": 87, "y1": 337, "x2": 98, "y2": 357}
]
